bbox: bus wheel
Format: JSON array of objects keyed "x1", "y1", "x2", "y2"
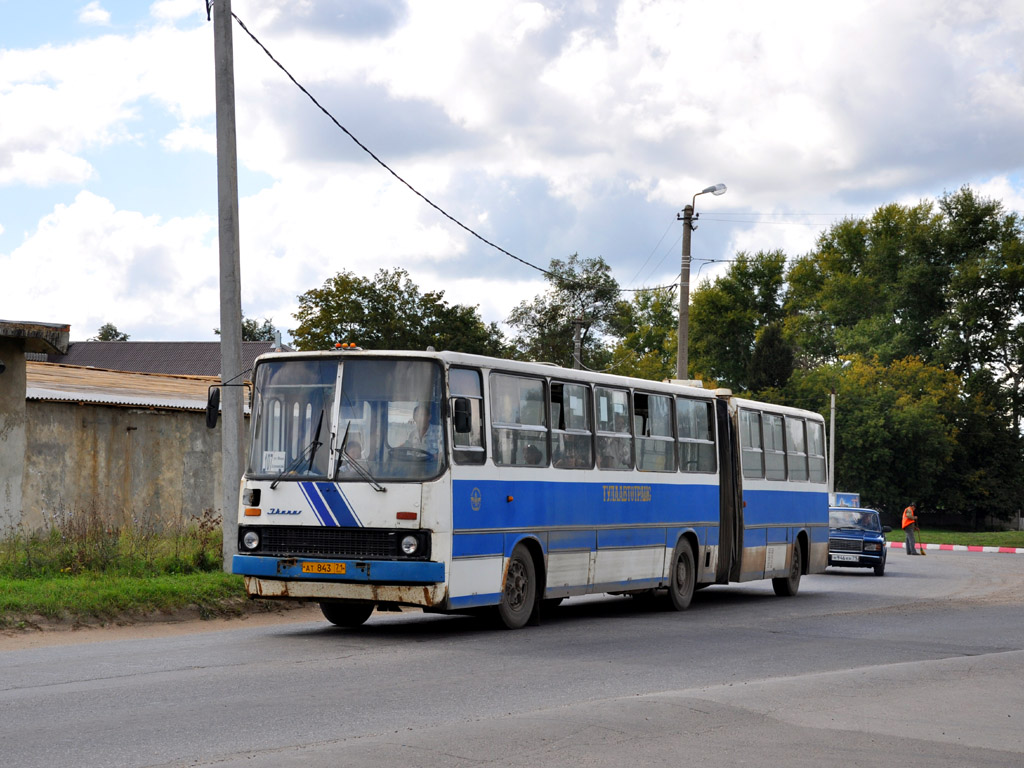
[
  {"x1": 320, "y1": 601, "x2": 374, "y2": 627},
  {"x1": 667, "y1": 541, "x2": 696, "y2": 611},
  {"x1": 497, "y1": 545, "x2": 536, "y2": 629},
  {"x1": 772, "y1": 542, "x2": 802, "y2": 596}
]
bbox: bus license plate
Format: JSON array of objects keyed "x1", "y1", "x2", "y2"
[
  {"x1": 301, "y1": 562, "x2": 346, "y2": 575},
  {"x1": 832, "y1": 554, "x2": 858, "y2": 562}
]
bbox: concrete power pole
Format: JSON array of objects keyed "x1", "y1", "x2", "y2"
[
  {"x1": 676, "y1": 204, "x2": 694, "y2": 380},
  {"x1": 572, "y1": 320, "x2": 583, "y2": 369},
  {"x1": 213, "y1": 0, "x2": 244, "y2": 571}
]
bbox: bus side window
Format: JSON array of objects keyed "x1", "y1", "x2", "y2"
[
  {"x1": 763, "y1": 413, "x2": 787, "y2": 480},
  {"x1": 489, "y1": 373, "x2": 548, "y2": 466},
  {"x1": 595, "y1": 387, "x2": 632, "y2": 470},
  {"x1": 551, "y1": 382, "x2": 593, "y2": 469},
  {"x1": 635, "y1": 392, "x2": 675, "y2": 472},
  {"x1": 807, "y1": 420, "x2": 826, "y2": 483},
  {"x1": 677, "y1": 397, "x2": 717, "y2": 473},
  {"x1": 450, "y1": 367, "x2": 485, "y2": 465},
  {"x1": 786, "y1": 417, "x2": 809, "y2": 481},
  {"x1": 739, "y1": 409, "x2": 764, "y2": 478}
]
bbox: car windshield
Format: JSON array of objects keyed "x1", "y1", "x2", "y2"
[{"x1": 829, "y1": 508, "x2": 881, "y2": 531}]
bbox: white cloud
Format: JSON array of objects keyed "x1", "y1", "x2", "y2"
[
  {"x1": 78, "y1": 2, "x2": 111, "y2": 26},
  {"x1": 0, "y1": 192, "x2": 218, "y2": 338},
  {"x1": 150, "y1": 0, "x2": 199, "y2": 22}
]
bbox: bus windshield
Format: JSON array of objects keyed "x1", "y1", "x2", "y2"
[
  {"x1": 335, "y1": 359, "x2": 445, "y2": 481},
  {"x1": 248, "y1": 357, "x2": 446, "y2": 483},
  {"x1": 248, "y1": 359, "x2": 338, "y2": 480}
]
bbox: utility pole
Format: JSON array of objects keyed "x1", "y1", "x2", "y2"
[
  {"x1": 212, "y1": 0, "x2": 244, "y2": 571},
  {"x1": 572, "y1": 320, "x2": 583, "y2": 369},
  {"x1": 675, "y1": 204, "x2": 694, "y2": 380},
  {"x1": 675, "y1": 184, "x2": 726, "y2": 380}
]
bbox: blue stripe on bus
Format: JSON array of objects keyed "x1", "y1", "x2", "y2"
[
  {"x1": 233, "y1": 555, "x2": 443, "y2": 584},
  {"x1": 597, "y1": 527, "x2": 667, "y2": 549},
  {"x1": 452, "y1": 479, "x2": 719, "y2": 530},
  {"x1": 452, "y1": 533, "x2": 504, "y2": 557},
  {"x1": 548, "y1": 529, "x2": 598, "y2": 551},
  {"x1": 741, "y1": 488, "x2": 828, "y2": 527},
  {"x1": 316, "y1": 482, "x2": 362, "y2": 528},
  {"x1": 299, "y1": 482, "x2": 334, "y2": 527}
]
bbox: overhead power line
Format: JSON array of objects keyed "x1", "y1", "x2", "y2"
[{"x1": 228, "y1": 11, "x2": 673, "y2": 296}]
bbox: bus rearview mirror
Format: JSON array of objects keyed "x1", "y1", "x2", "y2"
[{"x1": 205, "y1": 387, "x2": 221, "y2": 429}]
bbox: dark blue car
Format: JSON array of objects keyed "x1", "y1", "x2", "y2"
[{"x1": 827, "y1": 507, "x2": 891, "y2": 576}]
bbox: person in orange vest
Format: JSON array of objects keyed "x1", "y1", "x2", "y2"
[{"x1": 902, "y1": 502, "x2": 920, "y2": 555}]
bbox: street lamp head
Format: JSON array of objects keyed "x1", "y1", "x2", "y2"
[{"x1": 702, "y1": 183, "x2": 727, "y2": 196}]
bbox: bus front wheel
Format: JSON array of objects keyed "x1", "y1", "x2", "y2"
[
  {"x1": 497, "y1": 545, "x2": 536, "y2": 629},
  {"x1": 772, "y1": 542, "x2": 802, "y2": 596},
  {"x1": 320, "y1": 601, "x2": 375, "y2": 627},
  {"x1": 667, "y1": 541, "x2": 696, "y2": 611}
]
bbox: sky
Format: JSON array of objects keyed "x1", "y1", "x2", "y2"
[{"x1": 2, "y1": 0, "x2": 1023, "y2": 343}]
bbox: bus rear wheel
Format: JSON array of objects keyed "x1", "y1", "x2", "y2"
[
  {"x1": 667, "y1": 541, "x2": 696, "y2": 611},
  {"x1": 497, "y1": 545, "x2": 536, "y2": 629},
  {"x1": 772, "y1": 542, "x2": 802, "y2": 596},
  {"x1": 320, "y1": 601, "x2": 375, "y2": 627}
]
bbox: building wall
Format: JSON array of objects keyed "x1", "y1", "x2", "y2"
[
  {"x1": 21, "y1": 401, "x2": 245, "y2": 531},
  {"x1": 0, "y1": 340, "x2": 28, "y2": 532}
]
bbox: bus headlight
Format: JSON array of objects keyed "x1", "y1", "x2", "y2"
[
  {"x1": 401, "y1": 535, "x2": 419, "y2": 555},
  {"x1": 242, "y1": 531, "x2": 260, "y2": 551}
]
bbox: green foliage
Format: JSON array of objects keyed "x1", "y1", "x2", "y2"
[
  {"x1": 506, "y1": 253, "x2": 619, "y2": 368},
  {"x1": 689, "y1": 250, "x2": 787, "y2": 389},
  {"x1": 786, "y1": 356, "x2": 961, "y2": 516},
  {"x1": 747, "y1": 322, "x2": 794, "y2": 392},
  {"x1": 216, "y1": 313, "x2": 277, "y2": 342},
  {"x1": 0, "y1": 508, "x2": 224, "y2": 579},
  {"x1": 94, "y1": 322, "x2": 129, "y2": 341},
  {"x1": 290, "y1": 268, "x2": 506, "y2": 355},
  {"x1": 0, "y1": 573, "x2": 244, "y2": 626},
  {"x1": 605, "y1": 286, "x2": 678, "y2": 381}
]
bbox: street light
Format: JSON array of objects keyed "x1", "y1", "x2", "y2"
[{"x1": 676, "y1": 183, "x2": 727, "y2": 380}]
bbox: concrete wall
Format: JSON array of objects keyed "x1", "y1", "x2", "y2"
[
  {"x1": 0, "y1": 340, "x2": 28, "y2": 532},
  {"x1": 21, "y1": 401, "x2": 246, "y2": 531}
]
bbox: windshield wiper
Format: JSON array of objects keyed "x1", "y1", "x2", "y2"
[
  {"x1": 270, "y1": 409, "x2": 324, "y2": 490},
  {"x1": 337, "y1": 420, "x2": 386, "y2": 493}
]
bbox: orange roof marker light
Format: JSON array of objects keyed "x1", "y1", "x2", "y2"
[{"x1": 334, "y1": 342, "x2": 363, "y2": 351}]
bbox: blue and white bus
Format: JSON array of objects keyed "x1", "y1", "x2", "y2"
[{"x1": 230, "y1": 349, "x2": 829, "y2": 629}]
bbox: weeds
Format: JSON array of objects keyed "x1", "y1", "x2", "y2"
[{"x1": 0, "y1": 506, "x2": 225, "y2": 579}]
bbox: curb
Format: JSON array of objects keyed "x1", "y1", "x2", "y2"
[{"x1": 886, "y1": 541, "x2": 1024, "y2": 555}]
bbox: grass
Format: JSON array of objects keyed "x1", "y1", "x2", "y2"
[
  {"x1": 0, "y1": 507, "x2": 251, "y2": 628},
  {"x1": 885, "y1": 528, "x2": 1024, "y2": 548},
  {"x1": 0, "y1": 572, "x2": 246, "y2": 627}
]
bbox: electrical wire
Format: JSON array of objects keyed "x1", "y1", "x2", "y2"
[{"x1": 228, "y1": 10, "x2": 674, "y2": 296}]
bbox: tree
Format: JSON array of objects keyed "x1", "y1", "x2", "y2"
[
  {"x1": 605, "y1": 286, "x2": 678, "y2": 381},
  {"x1": 747, "y1": 322, "x2": 795, "y2": 393},
  {"x1": 94, "y1": 323, "x2": 129, "y2": 341},
  {"x1": 935, "y1": 187, "x2": 1024, "y2": 434},
  {"x1": 506, "y1": 254, "x2": 619, "y2": 368},
  {"x1": 214, "y1": 313, "x2": 277, "y2": 342},
  {"x1": 688, "y1": 250, "x2": 787, "y2": 390},
  {"x1": 785, "y1": 356, "x2": 961, "y2": 518},
  {"x1": 290, "y1": 268, "x2": 505, "y2": 355}
]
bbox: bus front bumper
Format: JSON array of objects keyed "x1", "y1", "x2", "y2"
[{"x1": 233, "y1": 555, "x2": 447, "y2": 607}]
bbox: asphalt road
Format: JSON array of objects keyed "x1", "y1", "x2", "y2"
[{"x1": 2, "y1": 551, "x2": 1023, "y2": 767}]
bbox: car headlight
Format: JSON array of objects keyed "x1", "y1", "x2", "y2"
[
  {"x1": 401, "y1": 535, "x2": 419, "y2": 555},
  {"x1": 242, "y1": 531, "x2": 260, "y2": 551},
  {"x1": 864, "y1": 542, "x2": 881, "y2": 552}
]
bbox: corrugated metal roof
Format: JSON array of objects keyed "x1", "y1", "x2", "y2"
[
  {"x1": 44, "y1": 340, "x2": 287, "y2": 376},
  {"x1": 25, "y1": 362, "x2": 251, "y2": 413}
]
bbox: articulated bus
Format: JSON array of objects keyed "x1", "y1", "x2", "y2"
[{"x1": 231, "y1": 349, "x2": 829, "y2": 629}]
